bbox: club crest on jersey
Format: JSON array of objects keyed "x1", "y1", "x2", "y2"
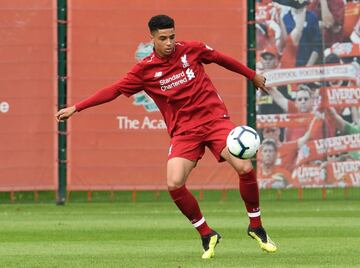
[{"x1": 181, "y1": 54, "x2": 190, "y2": 68}]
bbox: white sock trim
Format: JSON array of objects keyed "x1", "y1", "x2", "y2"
[
  {"x1": 248, "y1": 211, "x2": 261, "y2": 218},
  {"x1": 193, "y1": 217, "x2": 205, "y2": 228}
]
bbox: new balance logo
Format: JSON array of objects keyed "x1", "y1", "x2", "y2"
[
  {"x1": 154, "y1": 71, "x2": 163, "y2": 78},
  {"x1": 186, "y1": 68, "x2": 195, "y2": 80},
  {"x1": 181, "y1": 54, "x2": 190, "y2": 68}
]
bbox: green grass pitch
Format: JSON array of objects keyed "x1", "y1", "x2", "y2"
[{"x1": 0, "y1": 192, "x2": 359, "y2": 267}]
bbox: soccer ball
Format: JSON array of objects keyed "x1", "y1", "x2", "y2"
[{"x1": 226, "y1": 125, "x2": 260, "y2": 159}]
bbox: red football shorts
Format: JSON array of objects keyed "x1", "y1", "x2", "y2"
[{"x1": 168, "y1": 119, "x2": 235, "y2": 162}]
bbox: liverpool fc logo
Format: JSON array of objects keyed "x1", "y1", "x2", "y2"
[
  {"x1": 133, "y1": 42, "x2": 159, "y2": 112},
  {"x1": 181, "y1": 54, "x2": 190, "y2": 68}
]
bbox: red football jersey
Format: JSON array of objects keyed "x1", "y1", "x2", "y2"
[{"x1": 75, "y1": 41, "x2": 255, "y2": 137}]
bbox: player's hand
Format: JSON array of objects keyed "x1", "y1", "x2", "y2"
[
  {"x1": 252, "y1": 73, "x2": 269, "y2": 93},
  {"x1": 55, "y1": 106, "x2": 76, "y2": 122}
]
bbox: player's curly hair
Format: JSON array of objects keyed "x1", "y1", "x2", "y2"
[{"x1": 148, "y1": 15, "x2": 175, "y2": 33}]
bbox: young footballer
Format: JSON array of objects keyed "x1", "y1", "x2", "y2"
[{"x1": 56, "y1": 14, "x2": 277, "y2": 259}]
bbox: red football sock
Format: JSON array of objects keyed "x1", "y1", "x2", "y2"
[
  {"x1": 238, "y1": 169, "x2": 262, "y2": 228},
  {"x1": 169, "y1": 185, "x2": 212, "y2": 236}
]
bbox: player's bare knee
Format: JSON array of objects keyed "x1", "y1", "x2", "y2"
[
  {"x1": 233, "y1": 159, "x2": 253, "y2": 175},
  {"x1": 237, "y1": 165, "x2": 253, "y2": 175},
  {"x1": 167, "y1": 177, "x2": 185, "y2": 190}
]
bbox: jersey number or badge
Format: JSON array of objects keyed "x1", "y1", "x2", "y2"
[
  {"x1": 186, "y1": 68, "x2": 195, "y2": 80},
  {"x1": 181, "y1": 54, "x2": 190, "y2": 68}
]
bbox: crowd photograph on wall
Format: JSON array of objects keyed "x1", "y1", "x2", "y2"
[{"x1": 255, "y1": 0, "x2": 360, "y2": 188}]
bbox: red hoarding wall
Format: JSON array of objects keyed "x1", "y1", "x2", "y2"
[
  {"x1": 0, "y1": 0, "x2": 57, "y2": 191},
  {"x1": 68, "y1": 0, "x2": 248, "y2": 190}
]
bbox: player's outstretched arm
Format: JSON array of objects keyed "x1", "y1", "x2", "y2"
[
  {"x1": 55, "y1": 105, "x2": 76, "y2": 122},
  {"x1": 54, "y1": 83, "x2": 124, "y2": 122}
]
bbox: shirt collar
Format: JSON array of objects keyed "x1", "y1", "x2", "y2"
[{"x1": 153, "y1": 46, "x2": 176, "y2": 61}]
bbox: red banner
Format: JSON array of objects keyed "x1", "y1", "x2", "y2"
[
  {"x1": 327, "y1": 160, "x2": 360, "y2": 186},
  {"x1": 320, "y1": 86, "x2": 360, "y2": 108},
  {"x1": 346, "y1": 172, "x2": 360, "y2": 186},
  {"x1": 285, "y1": 160, "x2": 360, "y2": 187},
  {"x1": 297, "y1": 134, "x2": 360, "y2": 165},
  {"x1": 291, "y1": 165, "x2": 325, "y2": 187},
  {"x1": 325, "y1": 42, "x2": 360, "y2": 58}
]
